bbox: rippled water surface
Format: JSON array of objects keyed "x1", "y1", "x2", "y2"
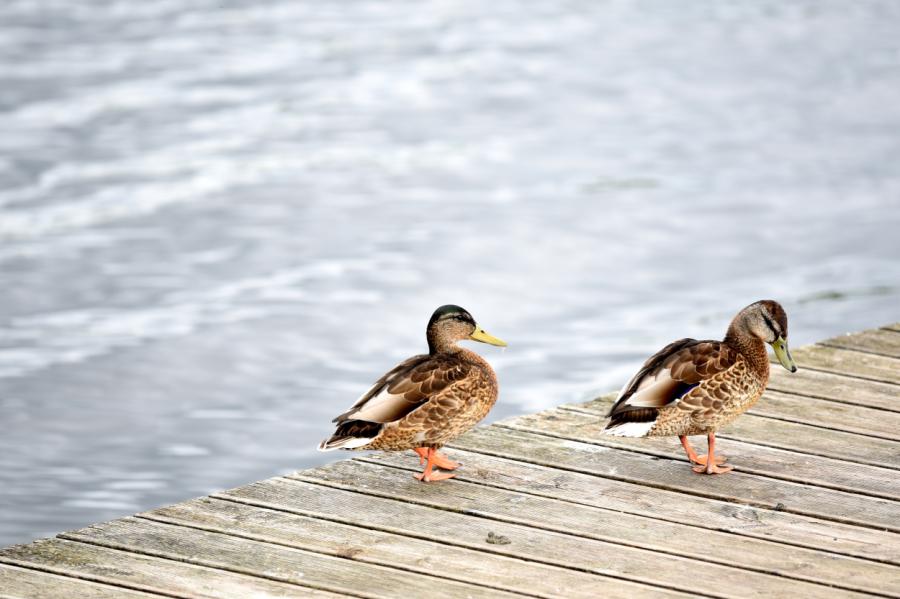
[{"x1": 2, "y1": 0, "x2": 899, "y2": 545}]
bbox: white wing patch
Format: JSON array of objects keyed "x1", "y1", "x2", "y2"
[
  {"x1": 603, "y1": 421, "x2": 655, "y2": 437},
  {"x1": 317, "y1": 436, "x2": 372, "y2": 451},
  {"x1": 347, "y1": 385, "x2": 410, "y2": 423}
]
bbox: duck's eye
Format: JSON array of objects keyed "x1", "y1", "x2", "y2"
[{"x1": 762, "y1": 313, "x2": 779, "y2": 339}]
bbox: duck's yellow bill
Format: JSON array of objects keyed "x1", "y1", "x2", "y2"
[
  {"x1": 470, "y1": 325, "x2": 507, "y2": 347},
  {"x1": 772, "y1": 336, "x2": 797, "y2": 372}
]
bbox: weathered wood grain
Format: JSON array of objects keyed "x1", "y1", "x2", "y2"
[
  {"x1": 567, "y1": 394, "x2": 900, "y2": 468},
  {"x1": 753, "y1": 390, "x2": 900, "y2": 439},
  {"x1": 235, "y1": 474, "x2": 872, "y2": 596},
  {"x1": 59, "y1": 517, "x2": 524, "y2": 599},
  {"x1": 358, "y1": 446, "x2": 900, "y2": 566},
  {"x1": 297, "y1": 464, "x2": 884, "y2": 592},
  {"x1": 219, "y1": 478, "x2": 700, "y2": 597},
  {"x1": 767, "y1": 367, "x2": 899, "y2": 412},
  {"x1": 140, "y1": 496, "x2": 658, "y2": 599},
  {"x1": 821, "y1": 329, "x2": 900, "y2": 359},
  {"x1": 356, "y1": 451, "x2": 900, "y2": 595},
  {"x1": 790, "y1": 344, "x2": 900, "y2": 384},
  {"x1": 499, "y1": 408, "x2": 898, "y2": 500},
  {"x1": 445, "y1": 425, "x2": 899, "y2": 532},
  {"x1": 0, "y1": 563, "x2": 166, "y2": 599},
  {"x1": 0, "y1": 537, "x2": 346, "y2": 599}
]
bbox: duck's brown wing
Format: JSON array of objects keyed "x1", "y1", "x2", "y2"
[
  {"x1": 334, "y1": 354, "x2": 472, "y2": 425},
  {"x1": 606, "y1": 339, "x2": 738, "y2": 426}
]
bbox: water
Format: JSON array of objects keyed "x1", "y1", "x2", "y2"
[{"x1": 1, "y1": 0, "x2": 899, "y2": 547}]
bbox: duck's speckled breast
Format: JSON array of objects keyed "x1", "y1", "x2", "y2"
[{"x1": 649, "y1": 354, "x2": 769, "y2": 437}]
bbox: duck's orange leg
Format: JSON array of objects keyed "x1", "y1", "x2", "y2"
[
  {"x1": 692, "y1": 433, "x2": 733, "y2": 474},
  {"x1": 680, "y1": 435, "x2": 726, "y2": 466},
  {"x1": 413, "y1": 447, "x2": 460, "y2": 470},
  {"x1": 414, "y1": 448, "x2": 456, "y2": 482}
]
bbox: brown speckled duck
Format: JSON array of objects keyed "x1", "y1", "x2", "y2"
[
  {"x1": 604, "y1": 300, "x2": 797, "y2": 474},
  {"x1": 318, "y1": 305, "x2": 506, "y2": 482}
]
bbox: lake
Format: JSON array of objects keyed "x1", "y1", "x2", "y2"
[{"x1": 1, "y1": 0, "x2": 899, "y2": 546}]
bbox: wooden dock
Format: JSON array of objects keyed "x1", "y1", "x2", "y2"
[{"x1": 2, "y1": 324, "x2": 899, "y2": 598}]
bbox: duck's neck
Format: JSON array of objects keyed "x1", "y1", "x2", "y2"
[
  {"x1": 427, "y1": 331, "x2": 461, "y2": 355},
  {"x1": 724, "y1": 325, "x2": 770, "y2": 380}
]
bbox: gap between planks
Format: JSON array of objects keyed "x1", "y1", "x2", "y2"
[
  {"x1": 788, "y1": 344, "x2": 900, "y2": 386},
  {"x1": 355, "y1": 447, "x2": 900, "y2": 566},
  {"x1": 738, "y1": 389, "x2": 899, "y2": 442},
  {"x1": 819, "y1": 328, "x2": 900, "y2": 359},
  {"x1": 211, "y1": 485, "x2": 703, "y2": 598},
  {"x1": 54, "y1": 518, "x2": 527, "y2": 599},
  {"x1": 0, "y1": 563, "x2": 173, "y2": 599},
  {"x1": 763, "y1": 374, "x2": 900, "y2": 414},
  {"x1": 563, "y1": 393, "x2": 900, "y2": 469},
  {"x1": 355, "y1": 448, "x2": 900, "y2": 565},
  {"x1": 0, "y1": 536, "x2": 355, "y2": 599},
  {"x1": 442, "y1": 424, "x2": 899, "y2": 533},
  {"x1": 135, "y1": 497, "x2": 687, "y2": 599},
  {"x1": 496, "y1": 410, "x2": 899, "y2": 501},
  {"x1": 286, "y1": 464, "x2": 893, "y2": 598},
  {"x1": 224, "y1": 475, "x2": 886, "y2": 599}
]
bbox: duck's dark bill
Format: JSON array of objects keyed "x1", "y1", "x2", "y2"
[{"x1": 772, "y1": 336, "x2": 797, "y2": 372}]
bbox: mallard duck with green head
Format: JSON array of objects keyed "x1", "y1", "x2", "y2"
[
  {"x1": 604, "y1": 300, "x2": 797, "y2": 474},
  {"x1": 318, "y1": 305, "x2": 507, "y2": 482}
]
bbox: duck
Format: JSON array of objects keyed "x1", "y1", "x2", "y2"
[
  {"x1": 318, "y1": 304, "x2": 507, "y2": 482},
  {"x1": 603, "y1": 300, "x2": 797, "y2": 474}
]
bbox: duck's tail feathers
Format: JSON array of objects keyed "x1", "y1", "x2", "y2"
[
  {"x1": 317, "y1": 436, "x2": 373, "y2": 451},
  {"x1": 317, "y1": 420, "x2": 383, "y2": 451},
  {"x1": 602, "y1": 421, "x2": 655, "y2": 437},
  {"x1": 603, "y1": 406, "x2": 658, "y2": 438}
]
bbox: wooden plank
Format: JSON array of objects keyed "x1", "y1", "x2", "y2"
[
  {"x1": 0, "y1": 563, "x2": 164, "y2": 599},
  {"x1": 445, "y1": 425, "x2": 900, "y2": 532},
  {"x1": 140, "y1": 496, "x2": 655, "y2": 599},
  {"x1": 60, "y1": 517, "x2": 525, "y2": 599},
  {"x1": 0, "y1": 537, "x2": 345, "y2": 599},
  {"x1": 289, "y1": 462, "x2": 878, "y2": 599},
  {"x1": 790, "y1": 344, "x2": 900, "y2": 384},
  {"x1": 567, "y1": 395, "x2": 900, "y2": 469},
  {"x1": 500, "y1": 408, "x2": 898, "y2": 500},
  {"x1": 750, "y1": 389, "x2": 900, "y2": 440},
  {"x1": 356, "y1": 446, "x2": 900, "y2": 566},
  {"x1": 219, "y1": 479, "x2": 692, "y2": 598},
  {"x1": 768, "y1": 367, "x2": 900, "y2": 413},
  {"x1": 821, "y1": 329, "x2": 900, "y2": 359},
  {"x1": 353, "y1": 453, "x2": 900, "y2": 595}
]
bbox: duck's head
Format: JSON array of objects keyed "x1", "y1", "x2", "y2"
[
  {"x1": 730, "y1": 300, "x2": 797, "y2": 372},
  {"x1": 426, "y1": 304, "x2": 507, "y2": 354}
]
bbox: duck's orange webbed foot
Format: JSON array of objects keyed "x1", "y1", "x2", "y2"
[
  {"x1": 413, "y1": 447, "x2": 457, "y2": 483},
  {"x1": 414, "y1": 470, "x2": 456, "y2": 482},
  {"x1": 430, "y1": 452, "x2": 460, "y2": 470},
  {"x1": 692, "y1": 454, "x2": 727, "y2": 466},
  {"x1": 413, "y1": 447, "x2": 460, "y2": 470},
  {"x1": 690, "y1": 432, "x2": 733, "y2": 474},
  {"x1": 693, "y1": 462, "x2": 734, "y2": 475}
]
